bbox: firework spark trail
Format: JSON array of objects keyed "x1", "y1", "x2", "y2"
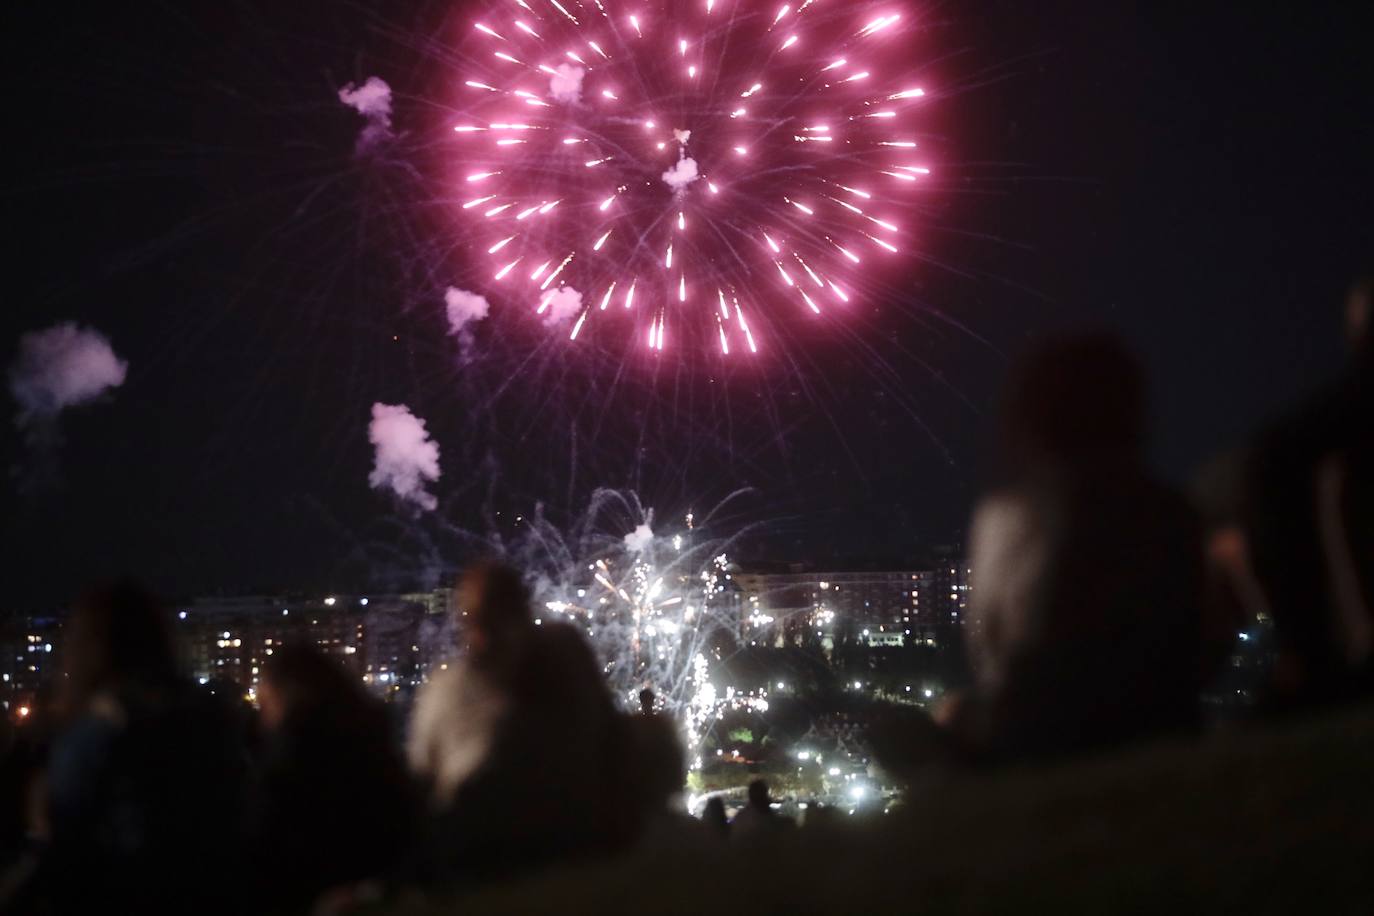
[
  {"x1": 450, "y1": 1, "x2": 930, "y2": 354},
  {"x1": 472, "y1": 486, "x2": 766, "y2": 768}
]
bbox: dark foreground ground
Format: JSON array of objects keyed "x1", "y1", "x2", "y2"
[{"x1": 382, "y1": 704, "x2": 1374, "y2": 914}]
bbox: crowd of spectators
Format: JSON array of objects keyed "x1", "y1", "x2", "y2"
[{"x1": 0, "y1": 269, "x2": 1368, "y2": 914}]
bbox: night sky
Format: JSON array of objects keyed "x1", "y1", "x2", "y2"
[{"x1": 3, "y1": 1, "x2": 1370, "y2": 608}]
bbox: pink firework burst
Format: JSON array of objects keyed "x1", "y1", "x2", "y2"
[{"x1": 451, "y1": 0, "x2": 929, "y2": 354}]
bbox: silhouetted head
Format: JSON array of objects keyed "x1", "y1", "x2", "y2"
[
  {"x1": 702, "y1": 797, "x2": 728, "y2": 830},
  {"x1": 1001, "y1": 334, "x2": 1145, "y2": 472},
  {"x1": 258, "y1": 644, "x2": 368, "y2": 732},
  {"x1": 639, "y1": 688, "x2": 656, "y2": 715},
  {"x1": 1348, "y1": 267, "x2": 1372, "y2": 359},
  {"x1": 457, "y1": 560, "x2": 533, "y2": 659},
  {"x1": 64, "y1": 580, "x2": 177, "y2": 706},
  {"x1": 747, "y1": 779, "x2": 771, "y2": 810}
]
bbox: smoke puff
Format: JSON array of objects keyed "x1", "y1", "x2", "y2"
[
  {"x1": 338, "y1": 77, "x2": 393, "y2": 149},
  {"x1": 624, "y1": 524, "x2": 654, "y2": 553},
  {"x1": 662, "y1": 156, "x2": 700, "y2": 192},
  {"x1": 9, "y1": 323, "x2": 128, "y2": 426},
  {"x1": 538, "y1": 286, "x2": 583, "y2": 327},
  {"x1": 444, "y1": 287, "x2": 491, "y2": 336},
  {"x1": 368, "y1": 403, "x2": 441, "y2": 512},
  {"x1": 549, "y1": 64, "x2": 585, "y2": 104},
  {"x1": 339, "y1": 77, "x2": 392, "y2": 122}
]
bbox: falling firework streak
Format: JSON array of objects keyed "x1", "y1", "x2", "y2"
[
  {"x1": 499, "y1": 490, "x2": 762, "y2": 770},
  {"x1": 451, "y1": 0, "x2": 930, "y2": 354}
]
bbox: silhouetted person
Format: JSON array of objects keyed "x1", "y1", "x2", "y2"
[
  {"x1": 701, "y1": 796, "x2": 730, "y2": 840},
  {"x1": 731, "y1": 779, "x2": 794, "y2": 840},
  {"x1": 249, "y1": 645, "x2": 417, "y2": 911},
  {"x1": 28, "y1": 581, "x2": 247, "y2": 914},
  {"x1": 947, "y1": 335, "x2": 1206, "y2": 760},
  {"x1": 408, "y1": 560, "x2": 618, "y2": 882},
  {"x1": 625, "y1": 687, "x2": 688, "y2": 845},
  {"x1": 630, "y1": 688, "x2": 684, "y2": 806},
  {"x1": 1247, "y1": 268, "x2": 1374, "y2": 705}
]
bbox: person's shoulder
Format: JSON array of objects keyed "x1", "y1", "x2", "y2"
[
  {"x1": 533, "y1": 620, "x2": 597, "y2": 658},
  {"x1": 536, "y1": 618, "x2": 590, "y2": 641},
  {"x1": 46, "y1": 709, "x2": 124, "y2": 790},
  {"x1": 526, "y1": 622, "x2": 609, "y2": 702}
]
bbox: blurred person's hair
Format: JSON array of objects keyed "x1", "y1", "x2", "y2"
[
  {"x1": 461, "y1": 560, "x2": 531, "y2": 631},
  {"x1": 260, "y1": 644, "x2": 369, "y2": 724},
  {"x1": 702, "y1": 796, "x2": 729, "y2": 835},
  {"x1": 65, "y1": 579, "x2": 177, "y2": 704},
  {"x1": 1000, "y1": 333, "x2": 1145, "y2": 471},
  {"x1": 458, "y1": 560, "x2": 536, "y2": 684}
]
